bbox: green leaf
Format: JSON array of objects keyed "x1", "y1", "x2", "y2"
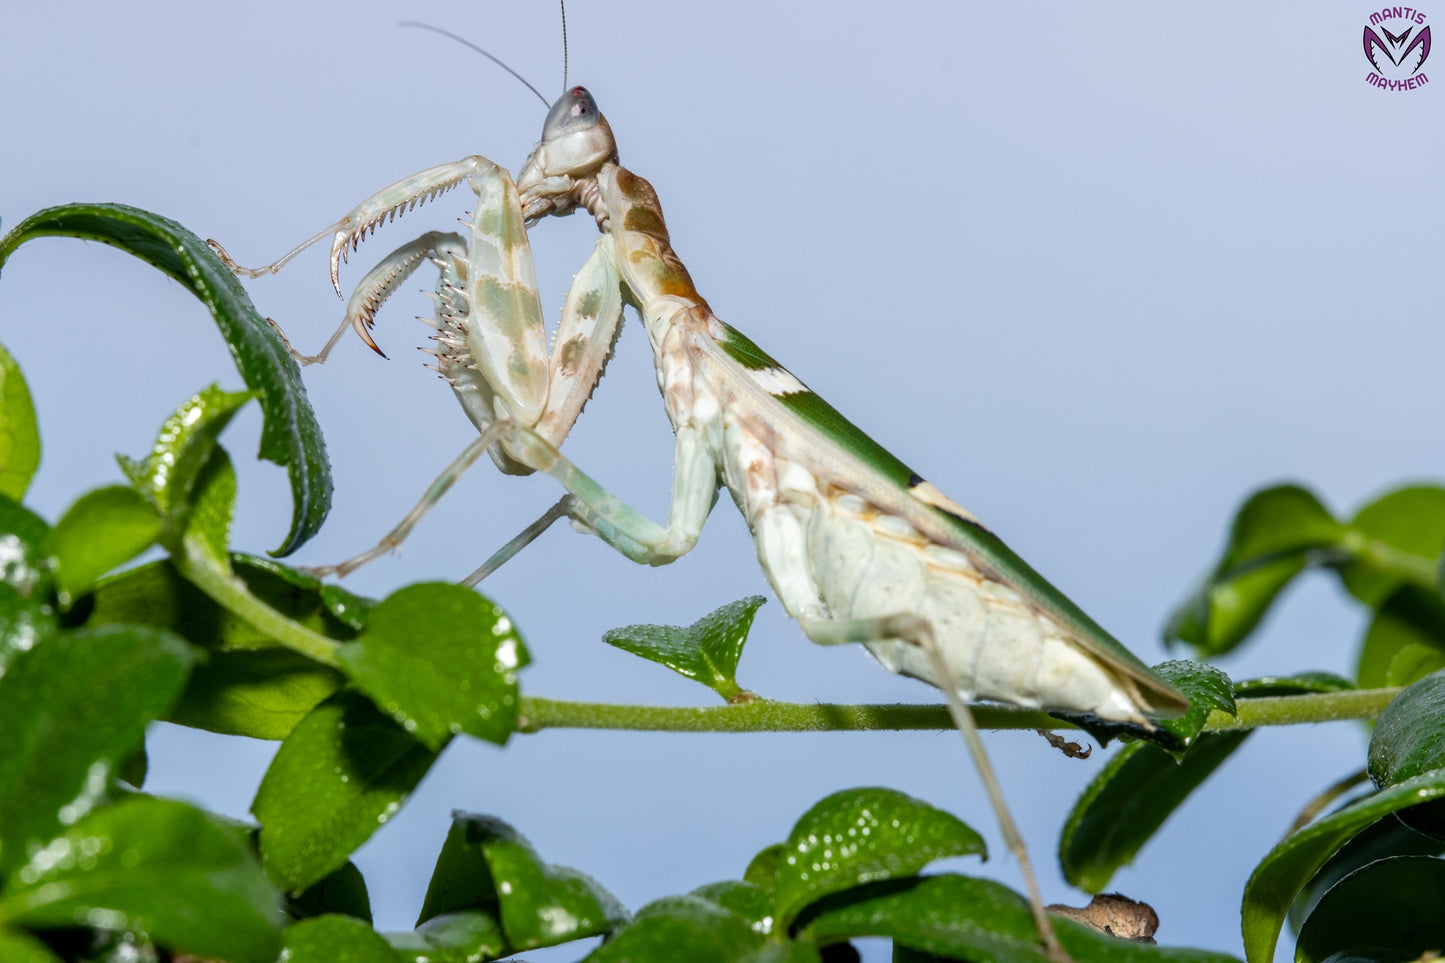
[
  {"x1": 1061, "y1": 732, "x2": 1248, "y2": 893},
  {"x1": 0, "y1": 203, "x2": 331, "y2": 554},
  {"x1": 286, "y1": 860, "x2": 372, "y2": 924},
  {"x1": 283, "y1": 915, "x2": 395, "y2": 963},
  {"x1": 182, "y1": 445, "x2": 238, "y2": 562},
  {"x1": 797, "y1": 874, "x2": 1239, "y2": 963},
  {"x1": 1165, "y1": 485, "x2": 1342, "y2": 657},
  {"x1": 416, "y1": 812, "x2": 500, "y2": 926},
  {"x1": 1357, "y1": 587, "x2": 1445, "y2": 689},
  {"x1": 90, "y1": 556, "x2": 363, "y2": 650},
  {"x1": 122, "y1": 384, "x2": 249, "y2": 523},
  {"x1": 1341, "y1": 486, "x2": 1445, "y2": 606},
  {"x1": 387, "y1": 911, "x2": 508, "y2": 963},
  {"x1": 0, "y1": 927, "x2": 64, "y2": 963},
  {"x1": 743, "y1": 843, "x2": 784, "y2": 893},
  {"x1": 1295, "y1": 856, "x2": 1445, "y2": 963},
  {"x1": 235, "y1": 554, "x2": 374, "y2": 629},
  {"x1": 1241, "y1": 767, "x2": 1445, "y2": 963},
  {"x1": 87, "y1": 558, "x2": 351, "y2": 739},
  {"x1": 1151, "y1": 661, "x2": 1235, "y2": 751},
  {"x1": 0, "y1": 624, "x2": 192, "y2": 876},
  {"x1": 339, "y1": 583, "x2": 528, "y2": 750},
  {"x1": 1288, "y1": 813, "x2": 1444, "y2": 936},
  {"x1": 46, "y1": 486, "x2": 160, "y2": 607},
  {"x1": 603, "y1": 595, "x2": 765, "y2": 701},
  {"x1": 1058, "y1": 660, "x2": 1235, "y2": 754},
  {"x1": 1367, "y1": 669, "x2": 1445, "y2": 840},
  {"x1": 175, "y1": 648, "x2": 345, "y2": 740},
  {"x1": 585, "y1": 896, "x2": 765, "y2": 963},
  {"x1": 689, "y1": 880, "x2": 775, "y2": 934},
  {"x1": 774, "y1": 788, "x2": 986, "y2": 931},
  {"x1": 422, "y1": 813, "x2": 626, "y2": 951},
  {"x1": 1230, "y1": 672, "x2": 1355, "y2": 698},
  {"x1": 1063, "y1": 671, "x2": 1348, "y2": 893},
  {"x1": 0, "y1": 581, "x2": 58, "y2": 679},
  {"x1": 252, "y1": 690, "x2": 438, "y2": 892},
  {"x1": 0, "y1": 494, "x2": 53, "y2": 598},
  {"x1": 0, "y1": 796, "x2": 282, "y2": 963},
  {"x1": 0, "y1": 342, "x2": 40, "y2": 501}
]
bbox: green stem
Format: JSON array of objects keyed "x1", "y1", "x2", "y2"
[
  {"x1": 172, "y1": 533, "x2": 342, "y2": 667},
  {"x1": 1204, "y1": 688, "x2": 1399, "y2": 731},
  {"x1": 516, "y1": 687, "x2": 1400, "y2": 735}
]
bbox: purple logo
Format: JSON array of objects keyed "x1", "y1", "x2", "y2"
[{"x1": 1365, "y1": 7, "x2": 1431, "y2": 90}]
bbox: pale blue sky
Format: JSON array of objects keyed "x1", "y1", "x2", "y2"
[{"x1": 3, "y1": 3, "x2": 1442, "y2": 959}]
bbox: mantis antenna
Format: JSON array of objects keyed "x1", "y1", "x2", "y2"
[
  {"x1": 560, "y1": 0, "x2": 570, "y2": 91},
  {"x1": 398, "y1": 21, "x2": 551, "y2": 108}
]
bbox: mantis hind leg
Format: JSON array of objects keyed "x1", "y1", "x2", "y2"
[{"x1": 801, "y1": 613, "x2": 1072, "y2": 963}]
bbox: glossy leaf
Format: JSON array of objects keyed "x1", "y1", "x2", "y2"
[
  {"x1": 1295, "y1": 856, "x2": 1445, "y2": 963},
  {"x1": 603, "y1": 595, "x2": 765, "y2": 701},
  {"x1": 585, "y1": 895, "x2": 765, "y2": 963},
  {"x1": 88, "y1": 558, "x2": 350, "y2": 740},
  {"x1": 176, "y1": 648, "x2": 345, "y2": 739},
  {"x1": 797, "y1": 874, "x2": 1239, "y2": 963},
  {"x1": 744, "y1": 843, "x2": 784, "y2": 893},
  {"x1": 45, "y1": 486, "x2": 160, "y2": 607},
  {"x1": 1341, "y1": 486, "x2": 1445, "y2": 606},
  {"x1": 0, "y1": 494, "x2": 52, "y2": 598},
  {"x1": 339, "y1": 583, "x2": 528, "y2": 750},
  {"x1": 252, "y1": 690, "x2": 438, "y2": 892},
  {"x1": 1166, "y1": 485, "x2": 1342, "y2": 656},
  {"x1": 0, "y1": 796, "x2": 282, "y2": 963},
  {"x1": 0, "y1": 342, "x2": 39, "y2": 501},
  {"x1": 424, "y1": 813, "x2": 626, "y2": 951},
  {"x1": 89, "y1": 555, "x2": 362, "y2": 649},
  {"x1": 387, "y1": 910, "x2": 508, "y2": 963},
  {"x1": 1061, "y1": 732, "x2": 1248, "y2": 893},
  {"x1": 1063, "y1": 672, "x2": 1351, "y2": 893},
  {"x1": 1287, "y1": 813, "x2": 1444, "y2": 935},
  {"x1": 774, "y1": 788, "x2": 985, "y2": 931},
  {"x1": 0, "y1": 203, "x2": 331, "y2": 554},
  {"x1": 416, "y1": 812, "x2": 502, "y2": 925},
  {"x1": 236, "y1": 554, "x2": 374, "y2": 630},
  {"x1": 1151, "y1": 661, "x2": 1235, "y2": 751},
  {"x1": 1060, "y1": 660, "x2": 1235, "y2": 753},
  {"x1": 283, "y1": 915, "x2": 395, "y2": 963},
  {"x1": 1241, "y1": 768, "x2": 1445, "y2": 963},
  {"x1": 181, "y1": 445, "x2": 238, "y2": 562},
  {"x1": 119, "y1": 385, "x2": 248, "y2": 527},
  {"x1": 690, "y1": 880, "x2": 775, "y2": 934},
  {"x1": 0, "y1": 624, "x2": 192, "y2": 876},
  {"x1": 1356, "y1": 586, "x2": 1445, "y2": 689},
  {"x1": 286, "y1": 859, "x2": 372, "y2": 924},
  {"x1": 1367, "y1": 669, "x2": 1445, "y2": 840}
]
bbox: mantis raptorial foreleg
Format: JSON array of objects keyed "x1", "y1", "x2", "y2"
[{"x1": 210, "y1": 156, "x2": 625, "y2": 476}]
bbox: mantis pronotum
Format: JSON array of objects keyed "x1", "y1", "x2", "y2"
[{"x1": 212, "y1": 39, "x2": 1189, "y2": 959}]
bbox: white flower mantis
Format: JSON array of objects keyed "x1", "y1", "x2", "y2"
[{"x1": 211, "y1": 32, "x2": 1188, "y2": 959}]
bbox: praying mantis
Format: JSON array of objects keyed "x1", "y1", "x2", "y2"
[{"x1": 209, "y1": 30, "x2": 1189, "y2": 960}]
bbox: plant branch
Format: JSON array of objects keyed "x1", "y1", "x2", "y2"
[
  {"x1": 516, "y1": 687, "x2": 1401, "y2": 735},
  {"x1": 173, "y1": 533, "x2": 343, "y2": 668}
]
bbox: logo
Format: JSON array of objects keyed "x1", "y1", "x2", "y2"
[{"x1": 1364, "y1": 7, "x2": 1431, "y2": 90}]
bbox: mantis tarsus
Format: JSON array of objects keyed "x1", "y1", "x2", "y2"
[{"x1": 213, "y1": 56, "x2": 1189, "y2": 961}]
